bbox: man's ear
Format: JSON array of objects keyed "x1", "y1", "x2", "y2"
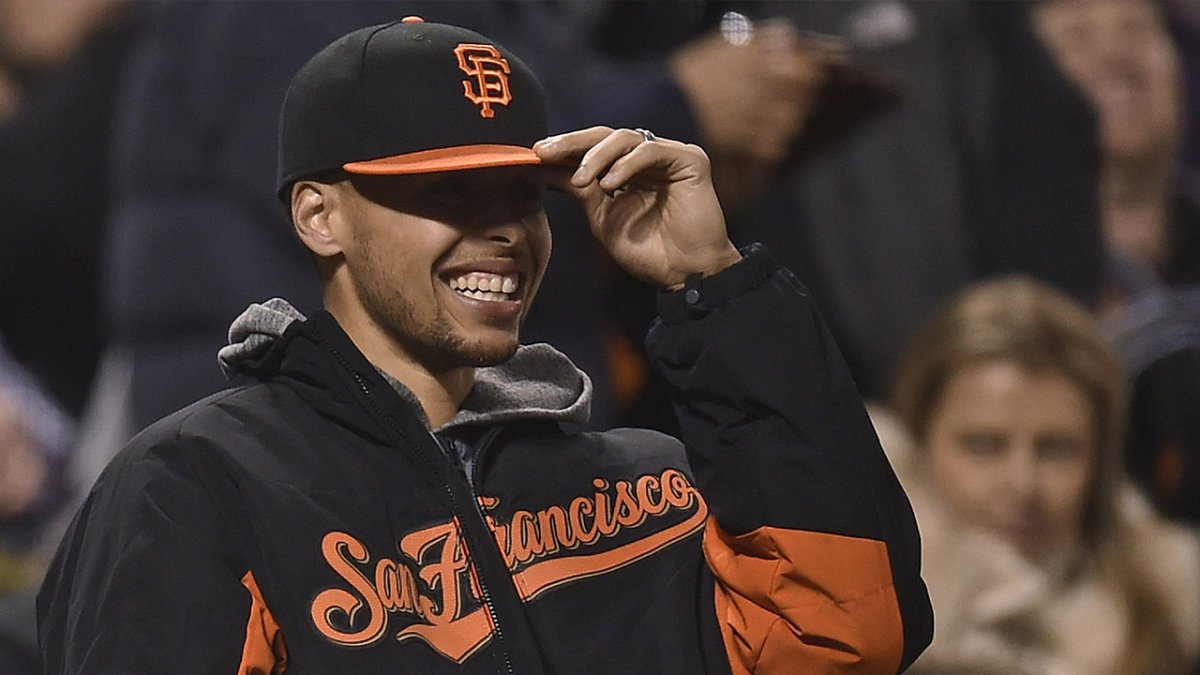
[{"x1": 291, "y1": 180, "x2": 347, "y2": 258}]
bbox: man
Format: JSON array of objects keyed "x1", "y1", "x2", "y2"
[{"x1": 37, "y1": 18, "x2": 931, "y2": 673}]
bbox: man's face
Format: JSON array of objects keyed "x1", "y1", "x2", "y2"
[
  {"x1": 337, "y1": 166, "x2": 552, "y2": 372},
  {"x1": 924, "y1": 361, "x2": 1096, "y2": 562},
  {"x1": 1034, "y1": 0, "x2": 1183, "y2": 164}
]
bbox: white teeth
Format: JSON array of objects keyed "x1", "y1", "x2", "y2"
[
  {"x1": 462, "y1": 290, "x2": 503, "y2": 302},
  {"x1": 446, "y1": 272, "x2": 520, "y2": 302}
]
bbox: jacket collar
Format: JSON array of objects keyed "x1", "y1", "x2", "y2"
[{"x1": 219, "y1": 299, "x2": 592, "y2": 431}]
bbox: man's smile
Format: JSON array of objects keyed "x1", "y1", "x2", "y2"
[{"x1": 447, "y1": 272, "x2": 520, "y2": 302}]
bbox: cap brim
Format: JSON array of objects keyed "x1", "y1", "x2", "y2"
[{"x1": 342, "y1": 144, "x2": 541, "y2": 175}]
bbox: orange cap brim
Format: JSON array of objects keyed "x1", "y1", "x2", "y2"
[{"x1": 342, "y1": 144, "x2": 541, "y2": 175}]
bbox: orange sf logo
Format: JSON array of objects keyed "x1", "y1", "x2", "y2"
[{"x1": 454, "y1": 43, "x2": 512, "y2": 118}]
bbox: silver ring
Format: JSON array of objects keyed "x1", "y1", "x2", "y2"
[{"x1": 634, "y1": 127, "x2": 657, "y2": 143}]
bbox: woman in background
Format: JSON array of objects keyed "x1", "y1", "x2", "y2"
[{"x1": 880, "y1": 277, "x2": 1199, "y2": 674}]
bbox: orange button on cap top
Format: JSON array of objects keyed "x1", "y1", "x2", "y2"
[{"x1": 401, "y1": 16, "x2": 424, "y2": 24}]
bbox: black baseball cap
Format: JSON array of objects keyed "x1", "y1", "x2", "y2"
[{"x1": 276, "y1": 17, "x2": 547, "y2": 201}]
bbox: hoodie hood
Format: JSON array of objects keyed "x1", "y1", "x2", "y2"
[{"x1": 218, "y1": 299, "x2": 592, "y2": 430}]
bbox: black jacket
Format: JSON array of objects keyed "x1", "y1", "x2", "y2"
[{"x1": 38, "y1": 247, "x2": 932, "y2": 673}]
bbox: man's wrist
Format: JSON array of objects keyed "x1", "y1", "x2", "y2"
[
  {"x1": 657, "y1": 243, "x2": 776, "y2": 323},
  {"x1": 664, "y1": 244, "x2": 743, "y2": 292}
]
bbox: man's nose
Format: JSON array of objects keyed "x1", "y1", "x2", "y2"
[{"x1": 476, "y1": 217, "x2": 527, "y2": 247}]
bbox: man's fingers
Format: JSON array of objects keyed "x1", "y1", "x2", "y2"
[
  {"x1": 569, "y1": 128, "x2": 650, "y2": 189},
  {"x1": 533, "y1": 125, "x2": 614, "y2": 166},
  {"x1": 597, "y1": 140, "x2": 682, "y2": 193},
  {"x1": 537, "y1": 127, "x2": 666, "y2": 193},
  {"x1": 537, "y1": 127, "x2": 706, "y2": 202}
]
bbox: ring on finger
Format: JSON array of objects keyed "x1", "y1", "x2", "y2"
[{"x1": 634, "y1": 127, "x2": 657, "y2": 143}]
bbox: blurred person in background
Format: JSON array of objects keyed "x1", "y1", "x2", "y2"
[
  {"x1": 0, "y1": 0, "x2": 135, "y2": 591},
  {"x1": 0, "y1": 0, "x2": 138, "y2": 506},
  {"x1": 881, "y1": 277, "x2": 1200, "y2": 675},
  {"x1": 1107, "y1": 287, "x2": 1200, "y2": 526},
  {"x1": 735, "y1": 1, "x2": 1105, "y2": 399},
  {"x1": 0, "y1": 344, "x2": 72, "y2": 673},
  {"x1": 1034, "y1": 0, "x2": 1200, "y2": 526},
  {"x1": 0, "y1": 344, "x2": 71, "y2": 592},
  {"x1": 0, "y1": 1, "x2": 139, "y2": 671},
  {"x1": 0, "y1": 0, "x2": 124, "y2": 120},
  {"x1": 1034, "y1": 0, "x2": 1200, "y2": 303},
  {"x1": 0, "y1": 0, "x2": 132, "y2": 420}
]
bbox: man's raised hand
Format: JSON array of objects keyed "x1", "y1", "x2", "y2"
[{"x1": 535, "y1": 127, "x2": 741, "y2": 290}]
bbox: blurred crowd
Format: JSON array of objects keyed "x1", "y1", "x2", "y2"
[{"x1": 0, "y1": 0, "x2": 1198, "y2": 673}]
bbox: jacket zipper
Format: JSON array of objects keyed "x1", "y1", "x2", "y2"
[
  {"x1": 437, "y1": 430, "x2": 513, "y2": 675},
  {"x1": 321, "y1": 339, "x2": 516, "y2": 674}
]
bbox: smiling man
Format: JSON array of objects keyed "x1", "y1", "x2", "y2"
[
  {"x1": 37, "y1": 18, "x2": 931, "y2": 674},
  {"x1": 307, "y1": 168, "x2": 554, "y2": 400}
]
